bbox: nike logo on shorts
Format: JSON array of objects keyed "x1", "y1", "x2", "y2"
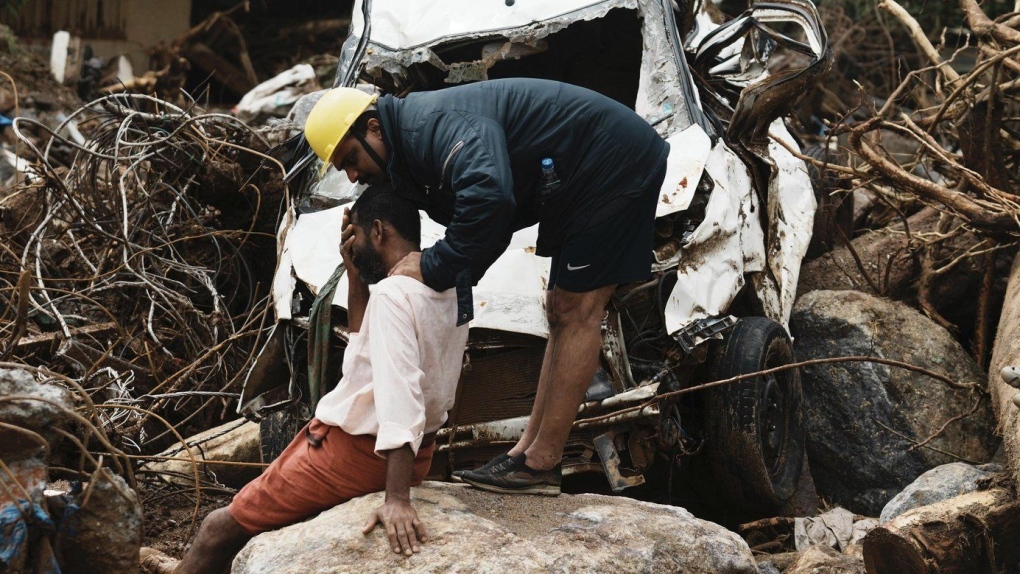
[{"x1": 566, "y1": 263, "x2": 590, "y2": 271}]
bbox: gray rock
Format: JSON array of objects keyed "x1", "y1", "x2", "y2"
[
  {"x1": 879, "y1": 462, "x2": 1001, "y2": 523},
  {"x1": 756, "y1": 552, "x2": 800, "y2": 573},
  {"x1": 233, "y1": 482, "x2": 757, "y2": 574},
  {"x1": 785, "y1": 546, "x2": 864, "y2": 574},
  {"x1": 0, "y1": 367, "x2": 74, "y2": 457},
  {"x1": 791, "y1": 290, "x2": 998, "y2": 516},
  {"x1": 58, "y1": 470, "x2": 142, "y2": 574}
]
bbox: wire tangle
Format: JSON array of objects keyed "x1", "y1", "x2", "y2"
[{"x1": 1, "y1": 93, "x2": 288, "y2": 454}]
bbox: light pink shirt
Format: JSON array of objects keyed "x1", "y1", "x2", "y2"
[{"x1": 314, "y1": 275, "x2": 468, "y2": 456}]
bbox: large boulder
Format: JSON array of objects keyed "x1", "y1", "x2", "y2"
[
  {"x1": 233, "y1": 482, "x2": 757, "y2": 574},
  {"x1": 57, "y1": 470, "x2": 142, "y2": 574},
  {"x1": 790, "y1": 290, "x2": 998, "y2": 516},
  {"x1": 879, "y1": 462, "x2": 1001, "y2": 523},
  {"x1": 0, "y1": 367, "x2": 74, "y2": 458}
]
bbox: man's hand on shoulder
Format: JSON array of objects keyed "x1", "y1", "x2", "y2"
[
  {"x1": 362, "y1": 498, "x2": 427, "y2": 556},
  {"x1": 388, "y1": 251, "x2": 424, "y2": 283}
]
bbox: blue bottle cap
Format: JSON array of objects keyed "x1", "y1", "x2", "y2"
[{"x1": 541, "y1": 158, "x2": 553, "y2": 169}]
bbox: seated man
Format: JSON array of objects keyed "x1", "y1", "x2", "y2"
[{"x1": 172, "y1": 184, "x2": 469, "y2": 573}]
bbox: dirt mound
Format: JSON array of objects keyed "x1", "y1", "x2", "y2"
[{"x1": 0, "y1": 24, "x2": 79, "y2": 113}]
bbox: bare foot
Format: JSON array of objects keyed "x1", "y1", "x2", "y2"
[{"x1": 139, "y1": 547, "x2": 179, "y2": 574}]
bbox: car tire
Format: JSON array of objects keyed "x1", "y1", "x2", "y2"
[
  {"x1": 257, "y1": 335, "x2": 344, "y2": 463},
  {"x1": 259, "y1": 403, "x2": 312, "y2": 463},
  {"x1": 705, "y1": 316, "x2": 804, "y2": 513}
]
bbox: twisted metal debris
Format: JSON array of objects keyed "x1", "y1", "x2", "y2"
[{"x1": 1, "y1": 93, "x2": 287, "y2": 453}]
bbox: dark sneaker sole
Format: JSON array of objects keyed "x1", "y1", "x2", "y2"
[
  {"x1": 450, "y1": 453, "x2": 511, "y2": 483},
  {"x1": 460, "y1": 476, "x2": 561, "y2": 496}
]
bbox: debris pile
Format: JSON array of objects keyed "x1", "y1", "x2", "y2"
[
  {"x1": 804, "y1": 0, "x2": 1020, "y2": 360},
  {"x1": 4, "y1": 1, "x2": 1020, "y2": 573},
  {"x1": 0, "y1": 367, "x2": 142, "y2": 574},
  {"x1": 2, "y1": 92, "x2": 288, "y2": 455}
]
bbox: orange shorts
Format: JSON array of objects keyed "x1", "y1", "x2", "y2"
[{"x1": 228, "y1": 418, "x2": 435, "y2": 534}]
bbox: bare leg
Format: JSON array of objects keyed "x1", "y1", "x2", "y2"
[
  {"x1": 174, "y1": 508, "x2": 252, "y2": 574},
  {"x1": 509, "y1": 289, "x2": 558, "y2": 457},
  {"x1": 521, "y1": 285, "x2": 616, "y2": 470}
]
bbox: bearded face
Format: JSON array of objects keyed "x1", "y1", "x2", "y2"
[{"x1": 352, "y1": 237, "x2": 387, "y2": 285}]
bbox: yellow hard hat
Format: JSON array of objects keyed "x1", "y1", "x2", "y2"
[{"x1": 304, "y1": 88, "x2": 379, "y2": 168}]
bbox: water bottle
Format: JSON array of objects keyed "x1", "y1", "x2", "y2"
[
  {"x1": 536, "y1": 158, "x2": 561, "y2": 208},
  {"x1": 539, "y1": 158, "x2": 561, "y2": 190}
]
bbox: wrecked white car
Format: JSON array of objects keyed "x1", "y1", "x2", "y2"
[{"x1": 243, "y1": 0, "x2": 832, "y2": 514}]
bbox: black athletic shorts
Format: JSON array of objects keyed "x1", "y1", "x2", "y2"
[{"x1": 548, "y1": 161, "x2": 666, "y2": 293}]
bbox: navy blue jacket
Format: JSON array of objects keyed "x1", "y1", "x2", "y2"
[{"x1": 378, "y1": 78, "x2": 668, "y2": 324}]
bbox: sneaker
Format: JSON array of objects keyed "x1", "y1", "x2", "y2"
[
  {"x1": 450, "y1": 452, "x2": 511, "y2": 483},
  {"x1": 459, "y1": 453, "x2": 561, "y2": 496}
]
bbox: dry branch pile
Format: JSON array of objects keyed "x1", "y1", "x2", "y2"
[
  {"x1": 0, "y1": 93, "x2": 287, "y2": 454},
  {"x1": 802, "y1": 0, "x2": 1020, "y2": 364}
]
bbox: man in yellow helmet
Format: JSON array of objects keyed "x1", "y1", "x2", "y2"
[{"x1": 306, "y1": 78, "x2": 668, "y2": 496}]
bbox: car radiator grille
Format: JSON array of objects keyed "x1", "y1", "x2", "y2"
[{"x1": 449, "y1": 345, "x2": 545, "y2": 425}]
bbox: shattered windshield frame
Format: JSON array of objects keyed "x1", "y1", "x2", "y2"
[{"x1": 331, "y1": 0, "x2": 714, "y2": 138}]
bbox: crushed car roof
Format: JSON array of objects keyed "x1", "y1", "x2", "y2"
[{"x1": 361, "y1": 0, "x2": 639, "y2": 50}]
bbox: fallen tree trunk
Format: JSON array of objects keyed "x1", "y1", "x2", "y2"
[
  {"x1": 798, "y1": 208, "x2": 940, "y2": 297},
  {"x1": 862, "y1": 487, "x2": 1020, "y2": 574},
  {"x1": 988, "y1": 250, "x2": 1020, "y2": 485},
  {"x1": 797, "y1": 207, "x2": 984, "y2": 330}
]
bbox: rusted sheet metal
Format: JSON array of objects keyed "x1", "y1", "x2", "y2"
[
  {"x1": 437, "y1": 388, "x2": 661, "y2": 449},
  {"x1": 436, "y1": 415, "x2": 528, "y2": 451},
  {"x1": 595, "y1": 382, "x2": 659, "y2": 410},
  {"x1": 575, "y1": 404, "x2": 660, "y2": 430},
  {"x1": 594, "y1": 430, "x2": 646, "y2": 491}
]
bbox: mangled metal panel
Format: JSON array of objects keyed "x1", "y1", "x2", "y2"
[
  {"x1": 346, "y1": 0, "x2": 694, "y2": 135},
  {"x1": 367, "y1": 0, "x2": 623, "y2": 50},
  {"x1": 632, "y1": 0, "x2": 697, "y2": 135},
  {"x1": 272, "y1": 205, "x2": 298, "y2": 321},
  {"x1": 656, "y1": 124, "x2": 712, "y2": 217},
  {"x1": 753, "y1": 120, "x2": 815, "y2": 327},
  {"x1": 663, "y1": 139, "x2": 764, "y2": 335},
  {"x1": 694, "y1": 0, "x2": 832, "y2": 149},
  {"x1": 355, "y1": 1, "x2": 636, "y2": 80},
  {"x1": 660, "y1": 119, "x2": 812, "y2": 334}
]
